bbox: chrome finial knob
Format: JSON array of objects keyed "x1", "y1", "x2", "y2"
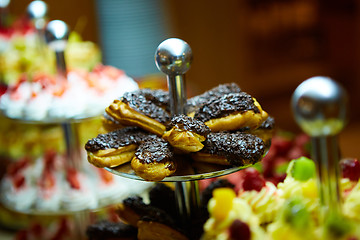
[
  {"x1": 45, "y1": 20, "x2": 69, "y2": 79},
  {"x1": 291, "y1": 76, "x2": 348, "y2": 137},
  {"x1": 292, "y1": 76, "x2": 348, "y2": 219},
  {"x1": 27, "y1": 0, "x2": 48, "y2": 30},
  {"x1": 154, "y1": 38, "x2": 193, "y2": 116},
  {"x1": 44, "y1": 20, "x2": 69, "y2": 51},
  {"x1": 155, "y1": 38, "x2": 193, "y2": 76},
  {"x1": 0, "y1": 0, "x2": 10, "y2": 8}
]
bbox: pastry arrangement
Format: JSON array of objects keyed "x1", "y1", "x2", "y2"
[
  {"x1": 85, "y1": 83, "x2": 273, "y2": 181},
  {"x1": 0, "y1": 3, "x2": 151, "y2": 231},
  {"x1": 85, "y1": 133, "x2": 360, "y2": 240}
]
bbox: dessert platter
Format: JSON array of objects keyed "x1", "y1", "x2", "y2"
[
  {"x1": 0, "y1": 1, "x2": 149, "y2": 221},
  {"x1": 84, "y1": 38, "x2": 277, "y2": 238},
  {"x1": 84, "y1": 37, "x2": 359, "y2": 239}
]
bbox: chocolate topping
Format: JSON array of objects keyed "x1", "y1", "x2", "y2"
[
  {"x1": 123, "y1": 196, "x2": 150, "y2": 216},
  {"x1": 235, "y1": 116, "x2": 275, "y2": 132},
  {"x1": 259, "y1": 116, "x2": 275, "y2": 130},
  {"x1": 149, "y1": 183, "x2": 177, "y2": 219},
  {"x1": 122, "y1": 90, "x2": 170, "y2": 124},
  {"x1": 166, "y1": 114, "x2": 211, "y2": 136},
  {"x1": 201, "y1": 132, "x2": 265, "y2": 166},
  {"x1": 135, "y1": 137, "x2": 173, "y2": 164},
  {"x1": 86, "y1": 220, "x2": 137, "y2": 240},
  {"x1": 193, "y1": 92, "x2": 260, "y2": 122},
  {"x1": 123, "y1": 196, "x2": 178, "y2": 230},
  {"x1": 138, "y1": 88, "x2": 170, "y2": 111},
  {"x1": 84, "y1": 127, "x2": 150, "y2": 152},
  {"x1": 187, "y1": 83, "x2": 241, "y2": 113}
]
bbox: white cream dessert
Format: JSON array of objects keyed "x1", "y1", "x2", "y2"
[{"x1": 0, "y1": 65, "x2": 139, "y2": 121}]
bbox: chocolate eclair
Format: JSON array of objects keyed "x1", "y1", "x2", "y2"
[
  {"x1": 192, "y1": 132, "x2": 265, "y2": 166},
  {"x1": 193, "y1": 92, "x2": 268, "y2": 132},
  {"x1": 106, "y1": 89, "x2": 171, "y2": 136},
  {"x1": 116, "y1": 196, "x2": 177, "y2": 228},
  {"x1": 187, "y1": 83, "x2": 242, "y2": 114},
  {"x1": 149, "y1": 183, "x2": 178, "y2": 219},
  {"x1": 131, "y1": 137, "x2": 175, "y2": 181},
  {"x1": 162, "y1": 114, "x2": 211, "y2": 153},
  {"x1": 137, "y1": 217, "x2": 188, "y2": 240},
  {"x1": 85, "y1": 127, "x2": 150, "y2": 168},
  {"x1": 236, "y1": 116, "x2": 275, "y2": 148},
  {"x1": 100, "y1": 112, "x2": 124, "y2": 133},
  {"x1": 116, "y1": 196, "x2": 157, "y2": 227},
  {"x1": 86, "y1": 220, "x2": 137, "y2": 240}
]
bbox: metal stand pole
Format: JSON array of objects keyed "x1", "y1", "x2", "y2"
[
  {"x1": 311, "y1": 136, "x2": 342, "y2": 218},
  {"x1": 155, "y1": 38, "x2": 200, "y2": 230},
  {"x1": 45, "y1": 20, "x2": 89, "y2": 239},
  {"x1": 292, "y1": 76, "x2": 347, "y2": 221}
]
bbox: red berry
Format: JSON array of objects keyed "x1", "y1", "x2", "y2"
[
  {"x1": 287, "y1": 146, "x2": 306, "y2": 160},
  {"x1": 294, "y1": 134, "x2": 310, "y2": 148},
  {"x1": 272, "y1": 136, "x2": 293, "y2": 156},
  {"x1": 242, "y1": 168, "x2": 265, "y2": 192},
  {"x1": 340, "y1": 158, "x2": 360, "y2": 181},
  {"x1": 228, "y1": 219, "x2": 251, "y2": 240}
]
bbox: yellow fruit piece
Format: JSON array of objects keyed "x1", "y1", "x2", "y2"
[
  {"x1": 301, "y1": 180, "x2": 318, "y2": 199},
  {"x1": 212, "y1": 188, "x2": 236, "y2": 221}
]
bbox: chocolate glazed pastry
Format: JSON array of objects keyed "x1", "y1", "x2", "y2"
[
  {"x1": 86, "y1": 220, "x2": 138, "y2": 240},
  {"x1": 162, "y1": 114, "x2": 211, "y2": 153},
  {"x1": 116, "y1": 196, "x2": 188, "y2": 240},
  {"x1": 236, "y1": 116, "x2": 275, "y2": 148},
  {"x1": 106, "y1": 89, "x2": 171, "y2": 136},
  {"x1": 149, "y1": 183, "x2": 178, "y2": 220},
  {"x1": 193, "y1": 92, "x2": 268, "y2": 132},
  {"x1": 131, "y1": 137, "x2": 176, "y2": 181},
  {"x1": 85, "y1": 127, "x2": 150, "y2": 168},
  {"x1": 100, "y1": 112, "x2": 124, "y2": 133},
  {"x1": 137, "y1": 217, "x2": 189, "y2": 240},
  {"x1": 116, "y1": 196, "x2": 157, "y2": 227},
  {"x1": 192, "y1": 132, "x2": 265, "y2": 166},
  {"x1": 187, "y1": 82, "x2": 242, "y2": 115}
]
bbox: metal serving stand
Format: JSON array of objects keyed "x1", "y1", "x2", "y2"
[
  {"x1": 104, "y1": 38, "x2": 267, "y2": 233},
  {"x1": 0, "y1": 19, "x2": 99, "y2": 239},
  {"x1": 292, "y1": 76, "x2": 348, "y2": 224}
]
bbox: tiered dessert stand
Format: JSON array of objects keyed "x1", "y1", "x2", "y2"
[
  {"x1": 0, "y1": 15, "x2": 134, "y2": 239},
  {"x1": 105, "y1": 38, "x2": 266, "y2": 233},
  {"x1": 105, "y1": 39, "x2": 350, "y2": 238}
]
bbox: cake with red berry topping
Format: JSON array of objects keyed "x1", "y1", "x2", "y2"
[{"x1": 0, "y1": 64, "x2": 139, "y2": 121}]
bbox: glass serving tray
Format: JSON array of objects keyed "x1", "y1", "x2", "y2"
[
  {"x1": 0, "y1": 110, "x2": 101, "y2": 124},
  {"x1": 105, "y1": 157, "x2": 258, "y2": 182}
]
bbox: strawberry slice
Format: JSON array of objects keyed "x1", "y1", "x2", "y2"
[
  {"x1": 0, "y1": 84, "x2": 7, "y2": 97},
  {"x1": 7, "y1": 157, "x2": 30, "y2": 177},
  {"x1": 39, "y1": 171, "x2": 56, "y2": 190},
  {"x1": 66, "y1": 168, "x2": 81, "y2": 190},
  {"x1": 13, "y1": 174, "x2": 25, "y2": 189},
  {"x1": 97, "y1": 168, "x2": 113, "y2": 184}
]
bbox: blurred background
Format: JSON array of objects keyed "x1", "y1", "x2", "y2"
[
  {"x1": 7, "y1": 0, "x2": 360, "y2": 132},
  {"x1": 1, "y1": 0, "x2": 360, "y2": 239}
]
